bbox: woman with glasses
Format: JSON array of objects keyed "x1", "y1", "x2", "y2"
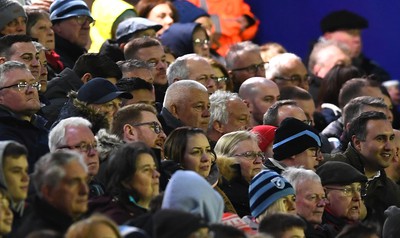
[
  {"x1": 214, "y1": 130, "x2": 265, "y2": 217},
  {"x1": 208, "y1": 59, "x2": 234, "y2": 92},
  {"x1": 163, "y1": 127, "x2": 218, "y2": 189},
  {"x1": 88, "y1": 142, "x2": 160, "y2": 225}
]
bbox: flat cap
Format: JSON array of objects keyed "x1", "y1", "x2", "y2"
[
  {"x1": 320, "y1": 10, "x2": 368, "y2": 33},
  {"x1": 316, "y1": 161, "x2": 367, "y2": 186}
]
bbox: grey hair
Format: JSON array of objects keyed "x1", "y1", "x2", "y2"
[
  {"x1": 117, "y1": 59, "x2": 152, "y2": 74},
  {"x1": 308, "y1": 40, "x2": 350, "y2": 72},
  {"x1": 32, "y1": 150, "x2": 87, "y2": 197},
  {"x1": 48, "y1": 117, "x2": 92, "y2": 152},
  {"x1": 263, "y1": 99, "x2": 298, "y2": 126},
  {"x1": 32, "y1": 41, "x2": 47, "y2": 52},
  {"x1": 265, "y1": 53, "x2": 303, "y2": 80},
  {"x1": 225, "y1": 41, "x2": 260, "y2": 70},
  {"x1": 281, "y1": 167, "x2": 321, "y2": 190},
  {"x1": 214, "y1": 130, "x2": 259, "y2": 158},
  {"x1": 343, "y1": 96, "x2": 387, "y2": 126},
  {"x1": 163, "y1": 80, "x2": 207, "y2": 108},
  {"x1": 0, "y1": 61, "x2": 29, "y2": 86},
  {"x1": 209, "y1": 90, "x2": 242, "y2": 129},
  {"x1": 166, "y1": 53, "x2": 207, "y2": 85}
]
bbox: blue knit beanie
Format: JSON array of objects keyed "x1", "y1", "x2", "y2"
[
  {"x1": 249, "y1": 170, "x2": 295, "y2": 218},
  {"x1": 50, "y1": 0, "x2": 92, "y2": 23}
]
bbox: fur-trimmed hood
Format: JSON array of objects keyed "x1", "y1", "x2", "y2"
[
  {"x1": 95, "y1": 129, "x2": 124, "y2": 162},
  {"x1": 216, "y1": 155, "x2": 242, "y2": 182}
]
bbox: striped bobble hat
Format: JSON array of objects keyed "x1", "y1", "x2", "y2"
[{"x1": 249, "y1": 169, "x2": 295, "y2": 218}]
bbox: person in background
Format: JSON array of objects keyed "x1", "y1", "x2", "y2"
[
  {"x1": 0, "y1": 184, "x2": 13, "y2": 237},
  {"x1": 65, "y1": 214, "x2": 122, "y2": 238},
  {"x1": 0, "y1": 0, "x2": 26, "y2": 36},
  {"x1": 258, "y1": 213, "x2": 306, "y2": 238}
]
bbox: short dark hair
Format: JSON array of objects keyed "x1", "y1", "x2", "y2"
[
  {"x1": 3, "y1": 141, "x2": 28, "y2": 158},
  {"x1": 338, "y1": 78, "x2": 380, "y2": 108},
  {"x1": 209, "y1": 224, "x2": 246, "y2": 238},
  {"x1": 72, "y1": 53, "x2": 122, "y2": 79},
  {"x1": 343, "y1": 96, "x2": 387, "y2": 126},
  {"x1": 124, "y1": 37, "x2": 162, "y2": 60},
  {"x1": 0, "y1": 34, "x2": 32, "y2": 59},
  {"x1": 116, "y1": 77, "x2": 153, "y2": 92},
  {"x1": 263, "y1": 99, "x2": 297, "y2": 126},
  {"x1": 348, "y1": 111, "x2": 387, "y2": 142},
  {"x1": 258, "y1": 213, "x2": 306, "y2": 237},
  {"x1": 136, "y1": 0, "x2": 178, "y2": 23},
  {"x1": 279, "y1": 86, "x2": 313, "y2": 101},
  {"x1": 336, "y1": 223, "x2": 379, "y2": 238}
]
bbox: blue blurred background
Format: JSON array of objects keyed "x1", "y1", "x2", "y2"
[{"x1": 247, "y1": 0, "x2": 400, "y2": 79}]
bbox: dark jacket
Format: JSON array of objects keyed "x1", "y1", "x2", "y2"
[
  {"x1": 15, "y1": 197, "x2": 75, "y2": 238},
  {"x1": 0, "y1": 106, "x2": 49, "y2": 172},
  {"x1": 158, "y1": 107, "x2": 184, "y2": 136},
  {"x1": 325, "y1": 144, "x2": 400, "y2": 228},
  {"x1": 42, "y1": 68, "x2": 83, "y2": 125},
  {"x1": 88, "y1": 194, "x2": 148, "y2": 225},
  {"x1": 99, "y1": 39, "x2": 125, "y2": 63},
  {"x1": 54, "y1": 33, "x2": 87, "y2": 70},
  {"x1": 320, "y1": 208, "x2": 355, "y2": 238},
  {"x1": 321, "y1": 117, "x2": 344, "y2": 141},
  {"x1": 353, "y1": 53, "x2": 390, "y2": 83}
]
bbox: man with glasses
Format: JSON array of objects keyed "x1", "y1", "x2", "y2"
[
  {"x1": 316, "y1": 161, "x2": 368, "y2": 237},
  {"x1": 327, "y1": 111, "x2": 400, "y2": 229},
  {"x1": 49, "y1": 117, "x2": 103, "y2": 198},
  {"x1": 50, "y1": 0, "x2": 94, "y2": 69},
  {"x1": 0, "y1": 61, "x2": 49, "y2": 172},
  {"x1": 266, "y1": 53, "x2": 310, "y2": 91},
  {"x1": 167, "y1": 53, "x2": 217, "y2": 95},
  {"x1": 266, "y1": 117, "x2": 322, "y2": 174},
  {"x1": 225, "y1": 41, "x2": 265, "y2": 92}
]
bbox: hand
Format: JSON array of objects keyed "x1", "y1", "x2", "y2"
[{"x1": 29, "y1": 0, "x2": 54, "y2": 12}]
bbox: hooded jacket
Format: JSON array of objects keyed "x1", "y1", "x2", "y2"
[
  {"x1": 162, "y1": 170, "x2": 224, "y2": 223},
  {"x1": 160, "y1": 22, "x2": 201, "y2": 58}
]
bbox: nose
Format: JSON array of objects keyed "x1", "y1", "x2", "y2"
[
  {"x1": 165, "y1": 15, "x2": 174, "y2": 26},
  {"x1": 200, "y1": 151, "x2": 211, "y2": 162},
  {"x1": 206, "y1": 78, "x2": 217, "y2": 93},
  {"x1": 153, "y1": 169, "x2": 160, "y2": 178},
  {"x1": 48, "y1": 27, "x2": 54, "y2": 36},
  {"x1": 22, "y1": 170, "x2": 29, "y2": 182},
  {"x1": 255, "y1": 65, "x2": 265, "y2": 77},
  {"x1": 80, "y1": 181, "x2": 89, "y2": 195},
  {"x1": 202, "y1": 108, "x2": 210, "y2": 118},
  {"x1": 317, "y1": 198, "x2": 328, "y2": 207},
  {"x1": 352, "y1": 191, "x2": 362, "y2": 201}
]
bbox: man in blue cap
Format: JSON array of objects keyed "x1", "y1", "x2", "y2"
[{"x1": 50, "y1": 0, "x2": 94, "y2": 68}]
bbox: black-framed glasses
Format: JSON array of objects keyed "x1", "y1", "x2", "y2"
[
  {"x1": 58, "y1": 142, "x2": 98, "y2": 154},
  {"x1": 233, "y1": 151, "x2": 266, "y2": 163},
  {"x1": 193, "y1": 38, "x2": 210, "y2": 46},
  {"x1": 0, "y1": 81, "x2": 41, "y2": 92},
  {"x1": 325, "y1": 185, "x2": 366, "y2": 197},
  {"x1": 132, "y1": 121, "x2": 163, "y2": 134},
  {"x1": 231, "y1": 62, "x2": 265, "y2": 74},
  {"x1": 74, "y1": 16, "x2": 95, "y2": 26},
  {"x1": 308, "y1": 147, "x2": 321, "y2": 157},
  {"x1": 274, "y1": 74, "x2": 312, "y2": 86}
]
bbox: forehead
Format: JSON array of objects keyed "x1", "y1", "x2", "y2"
[
  {"x1": 187, "y1": 133, "x2": 209, "y2": 145},
  {"x1": 186, "y1": 59, "x2": 213, "y2": 75},
  {"x1": 10, "y1": 42, "x2": 36, "y2": 56},
  {"x1": 279, "y1": 105, "x2": 307, "y2": 120},
  {"x1": 64, "y1": 125, "x2": 95, "y2": 142},
  {"x1": 140, "y1": 110, "x2": 157, "y2": 121},
  {"x1": 150, "y1": 3, "x2": 172, "y2": 14},
  {"x1": 136, "y1": 45, "x2": 164, "y2": 61},
  {"x1": 365, "y1": 119, "x2": 393, "y2": 136},
  {"x1": 132, "y1": 89, "x2": 154, "y2": 99},
  {"x1": 233, "y1": 51, "x2": 263, "y2": 68},
  {"x1": 62, "y1": 160, "x2": 86, "y2": 178},
  {"x1": 296, "y1": 99, "x2": 315, "y2": 112},
  {"x1": 185, "y1": 88, "x2": 209, "y2": 101},
  {"x1": 192, "y1": 28, "x2": 207, "y2": 38},
  {"x1": 320, "y1": 46, "x2": 348, "y2": 62},
  {"x1": 227, "y1": 98, "x2": 247, "y2": 111},
  {"x1": 257, "y1": 81, "x2": 280, "y2": 95},
  {"x1": 3, "y1": 68, "x2": 34, "y2": 83},
  {"x1": 281, "y1": 58, "x2": 307, "y2": 76},
  {"x1": 297, "y1": 180, "x2": 324, "y2": 194}
]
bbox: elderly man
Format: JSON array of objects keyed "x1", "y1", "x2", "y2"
[
  {"x1": 0, "y1": 0, "x2": 26, "y2": 36},
  {"x1": 48, "y1": 117, "x2": 102, "y2": 198},
  {"x1": 263, "y1": 100, "x2": 308, "y2": 127},
  {"x1": 0, "y1": 61, "x2": 49, "y2": 171},
  {"x1": 167, "y1": 53, "x2": 217, "y2": 95},
  {"x1": 225, "y1": 41, "x2": 265, "y2": 92},
  {"x1": 326, "y1": 111, "x2": 400, "y2": 228},
  {"x1": 239, "y1": 77, "x2": 280, "y2": 126},
  {"x1": 266, "y1": 117, "x2": 322, "y2": 174},
  {"x1": 265, "y1": 53, "x2": 310, "y2": 91},
  {"x1": 282, "y1": 167, "x2": 328, "y2": 237},
  {"x1": 124, "y1": 37, "x2": 168, "y2": 104},
  {"x1": 16, "y1": 150, "x2": 89, "y2": 237},
  {"x1": 159, "y1": 80, "x2": 210, "y2": 135},
  {"x1": 316, "y1": 161, "x2": 368, "y2": 237},
  {"x1": 319, "y1": 10, "x2": 390, "y2": 82},
  {"x1": 0, "y1": 35, "x2": 40, "y2": 80},
  {"x1": 207, "y1": 90, "x2": 250, "y2": 147},
  {"x1": 50, "y1": 0, "x2": 93, "y2": 69}
]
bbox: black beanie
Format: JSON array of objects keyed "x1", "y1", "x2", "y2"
[
  {"x1": 320, "y1": 10, "x2": 368, "y2": 33},
  {"x1": 273, "y1": 117, "x2": 321, "y2": 161},
  {"x1": 153, "y1": 209, "x2": 208, "y2": 238},
  {"x1": 316, "y1": 161, "x2": 367, "y2": 186}
]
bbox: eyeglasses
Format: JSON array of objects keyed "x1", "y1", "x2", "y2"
[
  {"x1": 308, "y1": 147, "x2": 321, "y2": 157},
  {"x1": 132, "y1": 121, "x2": 163, "y2": 134},
  {"x1": 58, "y1": 142, "x2": 98, "y2": 154},
  {"x1": 325, "y1": 185, "x2": 366, "y2": 197},
  {"x1": 302, "y1": 120, "x2": 312, "y2": 126},
  {"x1": 214, "y1": 77, "x2": 229, "y2": 83},
  {"x1": 74, "y1": 16, "x2": 95, "y2": 26},
  {"x1": 0, "y1": 81, "x2": 41, "y2": 92},
  {"x1": 274, "y1": 74, "x2": 312, "y2": 86},
  {"x1": 193, "y1": 38, "x2": 210, "y2": 46},
  {"x1": 233, "y1": 151, "x2": 266, "y2": 163},
  {"x1": 231, "y1": 62, "x2": 265, "y2": 74}
]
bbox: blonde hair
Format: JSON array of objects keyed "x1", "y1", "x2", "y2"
[
  {"x1": 65, "y1": 214, "x2": 122, "y2": 238},
  {"x1": 256, "y1": 197, "x2": 292, "y2": 222}
]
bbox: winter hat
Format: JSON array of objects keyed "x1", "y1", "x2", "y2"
[
  {"x1": 162, "y1": 170, "x2": 224, "y2": 223},
  {"x1": 77, "y1": 77, "x2": 132, "y2": 104},
  {"x1": 160, "y1": 22, "x2": 201, "y2": 57},
  {"x1": 116, "y1": 17, "x2": 162, "y2": 44},
  {"x1": 50, "y1": 0, "x2": 92, "y2": 23},
  {"x1": 153, "y1": 209, "x2": 208, "y2": 238},
  {"x1": 0, "y1": 0, "x2": 26, "y2": 31},
  {"x1": 316, "y1": 161, "x2": 367, "y2": 186},
  {"x1": 320, "y1": 10, "x2": 368, "y2": 33},
  {"x1": 173, "y1": 0, "x2": 209, "y2": 23},
  {"x1": 273, "y1": 117, "x2": 321, "y2": 161},
  {"x1": 249, "y1": 170, "x2": 295, "y2": 218},
  {"x1": 251, "y1": 125, "x2": 277, "y2": 152}
]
